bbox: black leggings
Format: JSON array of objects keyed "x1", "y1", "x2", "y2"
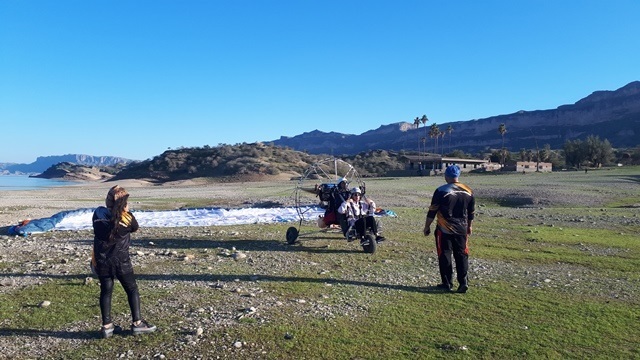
[
  {"x1": 355, "y1": 216, "x2": 378, "y2": 237},
  {"x1": 99, "y1": 272, "x2": 141, "y2": 325}
]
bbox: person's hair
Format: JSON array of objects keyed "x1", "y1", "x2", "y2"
[
  {"x1": 107, "y1": 186, "x2": 130, "y2": 242},
  {"x1": 105, "y1": 185, "x2": 122, "y2": 208}
]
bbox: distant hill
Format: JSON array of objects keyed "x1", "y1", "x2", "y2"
[
  {"x1": 30, "y1": 162, "x2": 123, "y2": 181},
  {"x1": 111, "y1": 144, "x2": 409, "y2": 182},
  {"x1": 111, "y1": 143, "x2": 321, "y2": 182},
  {"x1": 3, "y1": 154, "x2": 134, "y2": 174},
  {"x1": 272, "y1": 81, "x2": 640, "y2": 154}
]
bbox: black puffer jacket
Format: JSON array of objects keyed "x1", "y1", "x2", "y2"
[{"x1": 92, "y1": 206, "x2": 139, "y2": 277}]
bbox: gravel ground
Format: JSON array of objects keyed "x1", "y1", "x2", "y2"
[{"x1": 0, "y1": 173, "x2": 638, "y2": 359}]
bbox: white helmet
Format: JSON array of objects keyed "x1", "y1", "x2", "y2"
[{"x1": 350, "y1": 187, "x2": 362, "y2": 195}]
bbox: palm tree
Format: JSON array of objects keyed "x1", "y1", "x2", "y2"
[
  {"x1": 498, "y1": 123, "x2": 507, "y2": 165},
  {"x1": 519, "y1": 148, "x2": 527, "y2": 161},
  {"x1": 429, "y1": 123, "x2": 440, "y2": 155},
  {"x1": 446, "y1": 125, "x2": 453, "y2": 154},
  {"x1": 413, "y1": 117, "x2": 421, "y2": 155},
  {"x1": 420, "y1": 115, "x2": 428, "y2": 158}
]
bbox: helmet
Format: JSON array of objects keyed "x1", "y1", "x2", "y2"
[{"x1": 350, "y1": 187, "x2": 362, "y2": 194}]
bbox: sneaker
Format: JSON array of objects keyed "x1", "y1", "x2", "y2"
[
  {"x1": 436, "y1": 283, "x2": 453, "y2": 292},
  {"x1": 360, "y1": 238, "x2": 370, "y2": 246},
  {"x1": 457, "y1": 284, "x2": 469, "y2": 293},
  {"x1": 131, "y1": 320, "x2": 157, "y2": 335},
  {"x1": 100, "y1": 324, "x2": 121, "y2": 339},
  {"x1": 375, "y1": 235, "x2": 386, "y2": 242}
]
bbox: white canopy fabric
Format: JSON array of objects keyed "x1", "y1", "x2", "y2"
[{"x1": 53, "y1": 206, "x2": 326, "y2": 231}]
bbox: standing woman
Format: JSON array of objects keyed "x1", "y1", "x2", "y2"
[{"x1": 92, "y1": 185, "x2": 156, "y2": 338}]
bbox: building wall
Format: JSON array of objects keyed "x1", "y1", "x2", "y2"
[
  {"x1": 506, "y1": 161, "x2": 552, "y2": 172},
  {"x1": 406, "y1": 159, "x2": 489, "y2": 174}
]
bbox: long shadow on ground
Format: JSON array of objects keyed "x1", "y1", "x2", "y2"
[
  {"x1": 69, "y1": 237, "x2": 359, "y2": 254},
  {"x1": 0, "y1": 328, "x2": 97, "y2": 340},
  {"x1": 0, "y1": 272, "x2": 450, "y2": 295}
]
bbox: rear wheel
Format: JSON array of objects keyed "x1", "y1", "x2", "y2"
[
  {"x1": 286, "y1": 227, "x2": 299, "y2": 245},
  {"x1": 362, "y1": 234, "x2": 376, "y2": 254}
]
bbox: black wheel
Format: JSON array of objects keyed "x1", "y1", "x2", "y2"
[
  {"x1": 286, "y1": 227, "x2": 299, "y2": 245},
  {"x1": 362, "y1": 234, "x2": 376, "y2": 254}
]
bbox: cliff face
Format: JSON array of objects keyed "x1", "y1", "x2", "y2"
[
  {"x1": 5, "y1": 154, "x2": 133, "y2": 174},
  {"x1": 272, "y1": 81, "x2": 640, "y2": 154}
]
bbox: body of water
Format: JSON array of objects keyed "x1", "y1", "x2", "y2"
[{"x1": 0, "y1": 175, "x2": 78, "y2": 191}]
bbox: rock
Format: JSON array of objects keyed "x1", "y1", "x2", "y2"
[
  {"x1": 233, "y1": 341, "x2": 243, "y2": 348},
  {"x1": 195, "y1": 327, "x2": 203, "y2": 337},
  {"x1": 0, "y1": 278, "x2": 16, "y2": 286},
  {"x1": 38, "y1": 300, "x2": 51, "y2": 307},
  {"x1": 232, "y1": 252, "x2": 247, "y2": 261},
  {"x1": 181, "y1": 254, "x2": 195, "y2": 261}
]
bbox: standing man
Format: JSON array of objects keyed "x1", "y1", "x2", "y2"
[{"x1": 423, "y1": 165, "x2": 475, "y2": 293}]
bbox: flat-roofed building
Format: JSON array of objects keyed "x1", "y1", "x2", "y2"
[
  {"x1": 399, "y1": 155, "x2": 490, "y2": 176},
  {"x1": 503, "y1": 161, "x2": 552, "y2": 173}
]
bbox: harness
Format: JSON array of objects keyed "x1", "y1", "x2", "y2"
[{"x1": 348, "y1": 201, "x2": 365, "y2": 220}]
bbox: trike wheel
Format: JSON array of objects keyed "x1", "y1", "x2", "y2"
[
  {"x1": 286, "y1": 227, "x2": 299, "y2": 245},
  {"x1": 362, "y1": 234, "x2": 377, "y2": 254}
]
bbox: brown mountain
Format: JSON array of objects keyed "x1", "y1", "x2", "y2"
[{"x1": 272, "y1": 81, "x2": 640, "y2": 154}]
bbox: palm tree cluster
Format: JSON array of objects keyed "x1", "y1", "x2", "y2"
[
  {"x1": 411, "y1": 115, "x2": 456, "y2": 158},
  {"x1": 413, "y1": 115, "x2": 429, "y2": 159}
]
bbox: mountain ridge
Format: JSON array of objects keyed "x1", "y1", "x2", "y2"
[
  {"x1": 272, "y1": 81, "x2": 640, "y2": 155},
  {"x1": 1, "y1": 154, "x2": 134, "y2": 175}
]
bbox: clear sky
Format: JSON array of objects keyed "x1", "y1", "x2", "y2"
[{"x1": 1, "y1": 1, "x2": 639, "y2": 163}]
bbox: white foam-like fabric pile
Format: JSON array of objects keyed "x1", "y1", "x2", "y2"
[{"x1": 52, "y1": 206, "x2": 325, "y2": 232}]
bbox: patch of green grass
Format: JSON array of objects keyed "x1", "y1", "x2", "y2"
[
  {"x1": 606, "y1": 197, "x2": 640, "y2": 208},
  {"x1": 471, "y1": 217, "x2": 640, "y2": 275},
  {"x1": 0, "y1": 280, "x2": 97, "y2": 329},
  {"x1": 208, "y1": 281, "x2": 640, "y2": 359}
]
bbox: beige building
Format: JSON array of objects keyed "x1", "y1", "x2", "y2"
[{"x1": 503, "y1": 161, "x2": 552, "y2": 173}]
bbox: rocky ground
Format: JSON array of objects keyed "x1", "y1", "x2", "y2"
[{"x1": 0, "y1": 173, "x2": 638, "y2": 358}]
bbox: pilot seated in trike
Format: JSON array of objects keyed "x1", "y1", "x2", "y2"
[
  {"x1": 337, "y1": 187, "x2": 385, "y2": 245},
  {"x1": 315, "y1": 177, "x2": 351, "y2": 230}
]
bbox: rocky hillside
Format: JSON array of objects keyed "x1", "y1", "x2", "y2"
[
  {"x1": 110, "y1": 144, "x2": 409, "y2": 182},
  {"x1": 111, "y1": 143, "x2": 322, "y2": 182},
  {"x1": 272, "y1": 81, "x2": 640, "y2": 154},
  {"x1": 30, "y1": 162, "x2": 124, "y2": 181}
]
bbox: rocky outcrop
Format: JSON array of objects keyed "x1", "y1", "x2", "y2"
[{"x1": 5, "y1": 154, "x2": 133, "y2": 174}]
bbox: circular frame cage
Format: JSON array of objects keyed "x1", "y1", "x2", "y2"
[{"x1": 293, "y1": 157, "x2": 364, "y2": 222}]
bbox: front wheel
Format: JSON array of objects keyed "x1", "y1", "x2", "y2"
[
  {"x1": 362, "y1": 234, "x2": 376, "y2": 254},
  {"x1": 286, "y1": 227, "x2": 299, "y2": 245}
]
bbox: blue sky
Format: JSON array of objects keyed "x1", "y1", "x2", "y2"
[{"x1": 1, "y1": 1, "x2": 639, "y2": 163}]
